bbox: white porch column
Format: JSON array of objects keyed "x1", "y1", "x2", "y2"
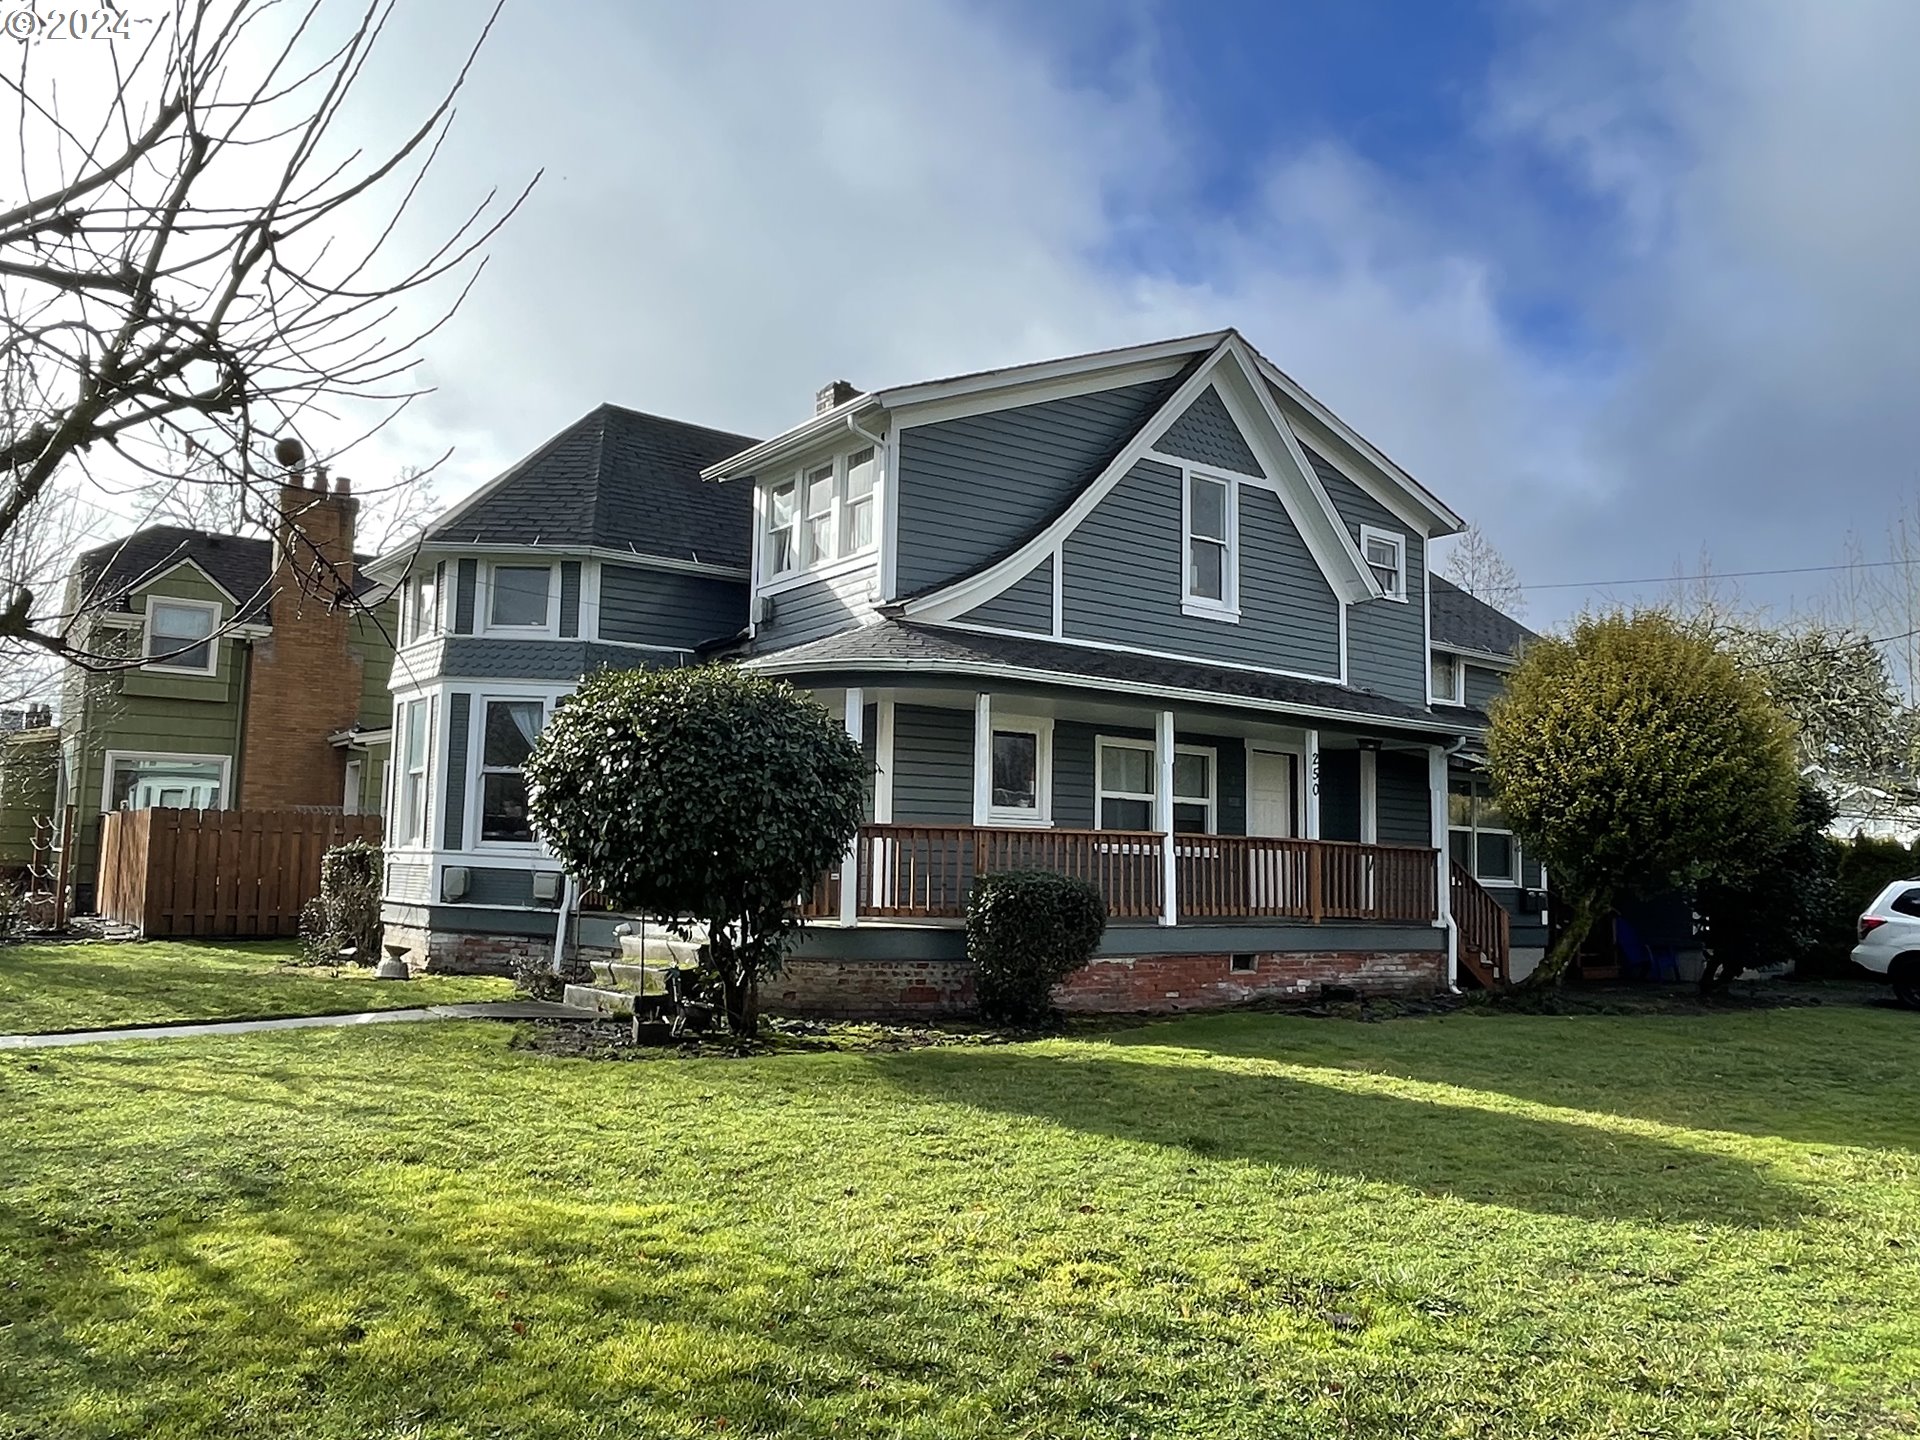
[
  {"x1": 1302, "y1": 728, "x2": 1322, "y2": 839},
  {"x1": 1156, "y1": 709, "x2": 1176, "y2": 926},
  {"x1": 1429, "y1": 744, "x2": 1458, "y2": 987},
  {"x1": 1358, "y1": 744, "x2": 1379, "y2": 844},
  {"x1": 873, "y1": 698, "x2": 895, "y2": 824},
  {"x1": 971, "y1": 693, "x2": 993, "y2": 824},
  {"x1": 839, "y1": 689, "x2": 864, "y2": 927}
]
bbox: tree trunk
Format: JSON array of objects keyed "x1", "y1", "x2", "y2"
[
  {"x1": 719, "y1": 966, "x2": 757, "y2": 1039},
  {"x1": 1523, "y1": 893, "x2": 1600, "y2": 988}
]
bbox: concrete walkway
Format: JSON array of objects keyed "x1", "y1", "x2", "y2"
[{"x1": 0, "y1": 1000, "x2": 599, "y2": 1051}]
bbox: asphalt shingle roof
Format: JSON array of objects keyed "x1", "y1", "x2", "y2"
[
  {"x1": 1429, "y1": 575, "x2": 1534, "y2": 657},
  {"x1": 424, "y1": 404, "x2": 759, "y2": 567},
  {"x1": 74, "y1": 526, "x2": 378, "y2": 625},
  {"x1": 749, "y1": 619, "x2": 1470, "y2": 733}
]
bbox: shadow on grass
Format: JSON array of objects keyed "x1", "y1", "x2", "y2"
[
  {"x1": 868, "y1": 1046, "x2": 1815, "y2": 1228},
  {"x1": 1111, "y1": 1005, "x2": 1920, "y2": 1157}
]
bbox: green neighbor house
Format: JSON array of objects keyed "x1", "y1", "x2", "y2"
[
  {"x1": 0, "y1": 710, "x2": 58, "y2": 883},
  {"x1": 53, "y1": 474, "x2": 396, "y2": 909}
]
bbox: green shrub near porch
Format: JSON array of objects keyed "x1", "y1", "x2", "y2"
[{"x1": 968, "y1": 870, "x2": 1107, "y2": 1024}]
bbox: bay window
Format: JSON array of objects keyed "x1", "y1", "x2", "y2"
[
  {"x1": 479, "y1": 699, "x2": 544, "y2": 843},
  {"x1": 399, "y1": 701, "x2": 430, "y2": 846},
  {"x1": 1449, "y1": 775, "x2": 1517, "y2": 884}
]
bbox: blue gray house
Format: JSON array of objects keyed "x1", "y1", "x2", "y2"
[{"x1": 375, "y1": 332, "x2": 1544, "y2": 1003}]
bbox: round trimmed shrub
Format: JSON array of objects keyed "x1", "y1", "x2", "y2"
[{"x1": 967, "y1": 870, "x2": 1107, "y2": 1026}]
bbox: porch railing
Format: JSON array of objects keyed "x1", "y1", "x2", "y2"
[
  {"x1": 802, "y1": 824, "x2": 1437, "y2": 925},
  {"x1": 1450, "y1": 861, "x2": 1511, "y2": 987}
]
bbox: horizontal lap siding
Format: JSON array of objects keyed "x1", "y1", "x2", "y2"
[
  {"x1": 756, "y1": 565, "x2": 875, "y2": 649},
  {"x1": 558, "y1": 562, "x2": 582, "y2": 637},
  {"x1": 1320, "y1": 750, "x2": 1362, "y2": 841},
  {"x1": 1156, "y1": 386, "x2": 1263, "y2": 475},
  {"x1": 891, "y1": 705, "x2": 973, "y2": 823},
  {"x1": 597, "y1": 564, "x2": 746, "y2": 649},
  {"x1": 1310, "y1": 453, "x2": 1427, "y2": 706},
  {"x1": 1464, "y1": 663, "x2": 1505, "y2": 710},
  {"x1": 1063, "y1": 460, "x2": 1341, "y2": 676},
  {"x1": 960, "y1": 555, "x2": 1052, "y2": 634},
  {"x1": 463, "y1": 865, "x2": 547, "y2": 908},
  {"x1": 1376, "y1": 751, "x2": 1431, "y2": 845},
  {"x1": 454, "y1": 559, "x2": 477, "y2": 633},
  {"x1": 895, "y1": 380, "x2": 1172, "y2": 596},
  {"x1": 386, "y1": 861, "x2": 432, "y2": 903},
  {"x1": 1053, "y1": 723, "x2": 1244, "y2": 834}
]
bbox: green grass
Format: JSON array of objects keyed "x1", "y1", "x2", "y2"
[
  {"x1": 3, "y1": 1000, "x2": 1919, "y2": 1438},
  {"x1": 0, "y1": 940, "x2": 515, "y2": 1034}
]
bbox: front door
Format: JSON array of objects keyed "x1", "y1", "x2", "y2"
[{"x1": 1247, "y1": 749, "x2": 1299, "y2": 913}]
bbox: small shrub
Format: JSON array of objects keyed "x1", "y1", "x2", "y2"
[
  {"x1": 514, "y1": 949, "x2": 591, "y2": 1002},
  {"x1": 0, "y1": 880, "x2": 21, "y2": 942},
  {"x1": 967, "y1": 870, "x2": 1107, "y2": 1026},
  {"x1": 297, "y1": 840, "x2": 383, "y2": 968}
]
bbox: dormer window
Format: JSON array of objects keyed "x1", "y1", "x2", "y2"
[
  {"x1": 1183, "y1": 471, "x2": 1238, "y2": 619},
  {"x1": 1431, "y1": 652, "x2": 1463, "y2": 705},
  {"x1": 145, "y1": 598, "x2": 220, "y2": 675},
  {"x1": 1360, "y1": 526, "x2": 1407, "y2": 601},
  {"x1": 762, "y1": 446, "x2": 880, "y2": 583}
]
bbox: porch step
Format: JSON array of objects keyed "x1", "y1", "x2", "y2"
[
  {"x1": 616, "y1": 932, "x2": 703, "y2": 966},
  {"x1": 562, "y1": 984, "x2": 638, "y2": 1016},
  {"x1": 586, "y1": 959, "x2": 701, "y2": 996}
]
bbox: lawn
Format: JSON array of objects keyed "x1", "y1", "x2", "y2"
[
  {"x1": 0, "y1": 940, "x2": 515, "y2": 1034},
  {"x1": 2, "y1": 999, "x2": 1918, "y2": 1438}
]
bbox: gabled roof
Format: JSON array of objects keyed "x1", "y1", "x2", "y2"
[
  {"x1": 421, "y1": 404, "x2": 758, "y2": 569},
  {"x1": 73, "y1": 526, "x2": 377, "y2": 626},
  {"x1": 747, "y1": 619, "x2": 1471, "y2": 736},
  {"x1": 1430, "y1": 576, "x2": 1534, "y2": 658}
]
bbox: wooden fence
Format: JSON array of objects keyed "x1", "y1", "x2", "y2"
[{"x1": 97, "y1": 808, "x2": 383, "y2": 939}]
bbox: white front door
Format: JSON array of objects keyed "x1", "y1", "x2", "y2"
[{"x1": 1248, "y1": 750, "x2": 1296, "y2": 838}]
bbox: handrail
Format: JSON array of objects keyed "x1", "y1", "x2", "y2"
[{"x1": 1449, "y1": 861, "x2": 1511, "y2": 986}]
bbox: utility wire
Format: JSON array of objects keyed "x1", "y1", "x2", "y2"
[{"x1": 1518, "y1": 556, "x2": 1920, "y2": 592}]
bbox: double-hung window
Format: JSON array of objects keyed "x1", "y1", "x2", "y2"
[
  {"x1": 766, "y1": 479, "x2": 799, "y2": 577},
  {"x1": 1096, "y1": 740, "x2": 1217, "y2": 834},
  {"x1": 479, "y1": 699, "x2": 544, "y2": 844},
  {"x1": 1360, "y1": 525, "x2": 1407, "y2": 601},
  {"x1": 1430, "y1": 653, "x2": 1463, "y2": 705},
  {"x1": 841, "y1": 447, "x2": 876, "y2": 554},
  {"x1": 400, "y1": 701, "x2": 430, "y2": 846},
  {"x1": 1184, "y1": 473, "x2": 1236, "y2": 615},
  {"x1": 1449, "y1": 775, "x2": 1517, "y2": 885},
  {"x1": 145, "y1": 598, "x2": 219, "y2": 674},
  {"x1": 802, "y1": 463, "x2": 836, "y2": 567},
  {"x1": 764, "y1": 447, "x2": 880, "y2": 583},
  {"x1": 488, "y1": 565, "x2": 551, "y2": 629}
]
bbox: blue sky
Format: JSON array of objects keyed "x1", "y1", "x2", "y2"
[{"x1": 239, "y1": 0, "x2": 1920, "y2": 628}]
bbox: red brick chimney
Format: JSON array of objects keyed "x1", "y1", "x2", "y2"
[{"x1": 238, "y1": 463, "x2": 367, "y2": 810}]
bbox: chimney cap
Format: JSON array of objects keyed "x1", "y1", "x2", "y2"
[{"x1": 815, "y1": 379, "x2": 860, "y2": 415}]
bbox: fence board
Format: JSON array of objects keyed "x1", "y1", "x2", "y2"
[{"x1": 96, "y1": 808, "x2": 382, "y2": 939}]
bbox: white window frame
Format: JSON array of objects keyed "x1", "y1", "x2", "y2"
[
  {"x1": 1360, "y1": 524, "x2": 1408, "y2": 602},
  {"x1": 1181, "y1": 468, "x2": 1239, "y2": 621},
  {"x1": 761, "y1": 447, "x2": 882, "y2": 590},
  {"x1": 1430, "y1": 652, "x2": 1464, "y2": 706},
  {"x1": 481, "y1": 562, "x2": 559, "y2": 636},
  {"x1": 406, "y1": 571, "x2": 438, "y2": 645},
  {"x1": 397, "y1": 699, "x2": 432, "y2": 849},
  {"x1": 472, "y1": 694, "x2": 549, "y2": 852},
  {"x1": 1449, "y1": 775, "x2": 1518, "y2": 887},
  {"x1": 840, "y1": 445, "x2": 877, "y2": 557},
  {"x1": 99, "y1": 750, "x2": 232, "y2": 813},
  {"x1": 1096, "y1": 737, "x2": 1217, "y2": 834},
  {"x1": 143, "y1": 596, "x2": 222, "y2": 676},
  {"x1": 979, "y1": 712, "x2": 1053, "y2": 827}
]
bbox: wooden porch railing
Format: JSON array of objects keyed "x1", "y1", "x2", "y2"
[
  {"x1": 801, "y1": 824, "x2": 1438, "y2": 926},
  {"x1": 1450, "y1": 861, "x2": 1511, "y2": 988},
  {"x1": 1175, "y1": 836, "x2": 1437, "y2": 923}
]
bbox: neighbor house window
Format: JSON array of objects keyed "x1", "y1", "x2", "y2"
[
  {"x1": 479, "y1": 699, "x2": 544, "y2": 843},
  {"x1": 841, "y1": 447, "x2": 876, "y2": 554},
  {"x1": 488, "y1": 565, "x2": 551, "y2": 629},
  {"x1": 1431, "y1": 653, "x2": 1463, "y2": 705},
  {"x1": 145, "y1": 598, "x2": 219, "y2": 674},
  {"x1": 400, "y1": 701, "x2": 430, "y2": 846},
  {"x1": 1360, "y1": 525, "x2": 1407, "y2": 601},
  {"x1": 106, "y1": 754, "x2": 226, "y2": 811},
  {"x1": 1097, "y1": 739, "x2": 1216, "y2": 834},
  {"x1": 1449, "y1": 775, "x2": 1516, "y2": 884},
  {"x1": 1184, "y1": 473, "x2": 1235, "y2": 613},
  {"x1": 766, "y1": 479, "x2": 798, "y2": 577}
]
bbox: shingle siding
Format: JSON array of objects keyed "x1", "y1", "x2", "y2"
[
  {"x1": 420, "y1": 639, "x2": 677, "y2": 682},
  {"x1": 959, "y1": 556, "x2": 1053, "y2": 634},
  {"x1": 597, "y1": 562, "x2": 746, "y2": 649},
  {"x1": 1308, "y1": 452, "x2": 1427, "y2": 706},
  {"x1": 1156, "y1": 386, "x2": 1263, "y2": 476},
  {"x1": 891, "y1": 704, "x2": 973, "y2": 823},
  {"x1": 894, "y1": 378, "x2": 1177, "y2": 597},
  {"x1": 1062, "y1": 459, "x2": 1342, "y2": 676}
]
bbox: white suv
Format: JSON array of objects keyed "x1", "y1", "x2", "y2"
[{"x1": 1852, "y1": 879, "x2": 1920, "y2": 1007}]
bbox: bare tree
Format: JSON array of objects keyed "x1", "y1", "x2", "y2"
[
  {"x1": 1442, "y1": 523, "x2": 1526, "y2": 619},
  {"x1": 0, "y1": 0, "x2": 535, "y2": 676},
  {"x1": 1823, "y1": 500, "x2": 1920, "y2": 705}
]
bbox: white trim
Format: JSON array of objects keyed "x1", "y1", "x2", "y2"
[
  {"x1": 129, "y1": 555, "x2": 243, "y2": 607},
  {"x1": 1430, "y1": 746, "x2": 1457, "y2": 984},
  {"x1": 580, "y1": 559, "x2": 603, "y2": 643},
  {"x1": 1302, "y1": 729, "x2": 1321, "y2": 839},
  {"x1": 1095, "y1": 734, "x2": 1217, "y2": 835},
  {"x1": 367, "y1": 542, "x2": 749, "y2": 585},
  {"x1": 925, "y1": 619, "x2": 1345, "y2": 689},
  {"x1": 874, "y1": 698, "x2": 896, "y2": 824},
  {"x1": 888, "y1": 356, "x2": 1193, "y2": 431},
  {"x1": 1050, "y1": 543, "x2": 1064, "y2": 640},
  {"x1": 839, "y1": 689, "x2": 864, "y2": 927},
  {"x1": 1155, "y1": 711, "x2": 1176, "y2": 926},
  {"x1": 972, "y1": 701, "x2": 1054, "y2": 826},
  {"x1": 480, "y1": 560, "x2": 561, "y2": 637},
  {"x1": 1359, "y1": 525, "x2": 1409, "y2": 603},
  {"x1": 1432, "y1": 643, "x2": 1521, "y2": 669},
  {"x1": 751, "y1": 650, "x2": 1475, "y2": 737},
  {"x1": 878, "y1": 423, "x2": 901, "y2": 603},
  {"x1": 1180, "y1": 468, "x2": 1240, "y2": 621},
  {"x1": 759, "y1": 550, "x2": 876, "y2": 600},
  {"x1": 1448, "y1": 771, "x2": 1520, "y2": 887},
  {"x1": 1245, "y1": 741, "x2": 1307, "y2": 839},
  {"x1": 99, "y1": 749, "x2": 232, "y2": 813},
  {"x1": 1429, "y1": 652, "x2": 1465, "y2": 707},
  {"x1": 466, "y1": 683, "x2": 573, "y2": 854},
  {"x1": 1422, "y1": 558, "x2": 1436, "y2": 704},
  {"x1": 1358, "y1": 747, "x2": 1378, "y2": 845},
  {"x1": 343, "y1": 758, "x2": 363, "y2": 816},
  {"x1": 142, "y1": 595, "x2": 224, "y2": 676}
]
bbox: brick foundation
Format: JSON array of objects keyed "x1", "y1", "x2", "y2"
[
  {"x1": 381, "y1": 922, "x2": 613, "y2": 977},
  {"x1": 767, "y1": 949, "x2": 1443, "y2": 1019}
]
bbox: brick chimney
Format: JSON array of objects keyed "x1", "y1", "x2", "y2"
[
  {"x1": 815, "y1": 379, "x2": 859, "y2": 415},
  {"x1": 238, "y1": 462, "x2": 367, "y2": 810}
]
